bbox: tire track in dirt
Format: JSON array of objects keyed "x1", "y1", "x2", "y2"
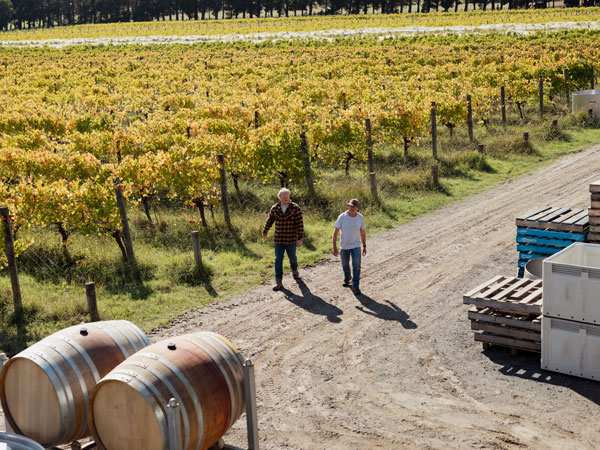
[
  {"x1": 149, "y1": 146, "x2": 600, "y2": 449},
  {"x1": 4, "y1": 148, "x2": 598, "y2": 448}
]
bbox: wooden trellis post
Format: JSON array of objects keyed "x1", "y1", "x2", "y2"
[
  {"x1": 467, "y1": 94, "x2": 474, "y2": 142},
  {"x1": 365, "y1": 118, "x2": 378, "y2": 202},
  {"x1": 217, "y1": 154, "x2": 232, "y2": 230},
  {"x1": 114, "y1": 177, "x2": 140, "y2": 279},
  {"x1": 431, "y1": 102, "x2": 438, "y2": 159},
  {"x1": 1, "y1": 207, "x2": 23, "y2": 327}
]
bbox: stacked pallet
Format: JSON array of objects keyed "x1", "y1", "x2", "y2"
[
  {"x1": 463, "y1": 275, "x2": 542, "y2": 354},
  {"x1": 589, "y1": 181, "x2": 600, "y2": 244},
  {"x1": 515, "y1": 207, "x2": 588, "y2": 277}
]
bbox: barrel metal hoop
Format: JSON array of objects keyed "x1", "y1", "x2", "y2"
[
  {"x1": 138, "y1": 352, "x2": 204, "y2": 450},
  {"x1": 205, "y1": 333, "x2": 245, "y2": 416},
  {"x1": 94, "y1": 374, "x2": 169, "y2": 450},
  {"x1": 46, "y1": 340, "x2": 91, "y2": 441},
  {"x1": 122, "y1": 322, "x2": 152, "y2": 348},
  {"x1": 23, "y1": 351, "x2": 72, "y2": 444},
  {"x1": 34, "y1": 347, "x2": 78, "y2": 441},
  {"x1": 60, "y1": 336, "x2": 101, "y2": 382},
  {"x1": 141, "y1": 362, "x2": 192, "y2": 449},
  {"x1": 92, "y1": 322, "x2": 135, "y2": 358},
  {"x1": 206, "y1": 331, "x2": 246, "y2": 366},
  {"x1": 202, "y1": 333, "x2": 245, "y2": 420},
  {"x1": 185, "y1": 335, "x2": 242, "y2": 428},
  {"x1": 109, "y1": 320, "x2": 151, "y2": 351},
  {"x1": 122, "y1": 372, "x2": 170, "y2": 447}
]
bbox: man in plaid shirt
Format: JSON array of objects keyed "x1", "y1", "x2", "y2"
[{"x1": 262, "y1": 188, "x2": 304, "y2": 291}]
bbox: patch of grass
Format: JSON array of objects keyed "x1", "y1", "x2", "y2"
[
  {"x1": 2, "y1": 119, "x2": 600, "y2": 355},
  {"x1": 165, "y1": 254, "x2": 214, "y2": 287}
]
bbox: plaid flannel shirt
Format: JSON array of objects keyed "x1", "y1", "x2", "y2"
[{"x1": 262, "y1": 202, "x2": 304, "y2": 245}]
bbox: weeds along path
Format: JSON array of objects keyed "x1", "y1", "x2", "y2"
[{"x1": 151, "y1": 145, "x2": 600, "y2": 450}]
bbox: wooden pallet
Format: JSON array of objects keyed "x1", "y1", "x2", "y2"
[
  {"x1": 590, "y1": 180, "x2": 600, "y2": 194},
  {"x1": 468, "y1": 307, "x2": 541, "y2": 332},
  {"x1": 516, "y1": 226, "x2": 585, "y2": 274},
  {"x1": 515, "y1": 207, "x2": 589, "y2": 233},
  {"x1": 475, "y1": 333, "x2": 541, "y2": 353},
  {"x1": 463, "y1": 275, "x2": 542, "y2": 316},
  {"x1": 517, "y1": 226, "x2": 586, "y2": 242},
  {"x1": 587, "y1": 231, "x2": 600, "y2": 243},
  {"x1": 589, "y1": 183, "x2": 600, "y2": 241},
  {"x1": 465, "y1": 277, "x2": 542, "y2": 354}
]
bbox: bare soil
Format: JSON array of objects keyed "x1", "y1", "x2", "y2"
[{"x1": 3, "y1": 146, "x2": 600, "y2": 449}]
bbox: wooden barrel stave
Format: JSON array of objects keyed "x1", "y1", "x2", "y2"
[
  {"x1": 0, "y1": 320, "x2": 150, "y2": 447},
  {"x1": 183, "y1": 332, "x2": 245, "y2": 426},
  {"x1": 89, "y1": 332, "x2": 245, "y2": 450}
]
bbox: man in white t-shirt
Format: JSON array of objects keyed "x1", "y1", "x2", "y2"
[{"x1": 332, "y1": 198, "x2": 367, "y2": 296}]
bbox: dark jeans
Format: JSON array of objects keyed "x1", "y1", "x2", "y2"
[
  {"x1": 274, "y1": 243, "x2": 298, "y2": 281},
  {"x1": 340, "y1": 247, "x2": 361, "y2": 289}
]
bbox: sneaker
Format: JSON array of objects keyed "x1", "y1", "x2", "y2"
[
  {"x1": 352, "y1": 287, "x2": 362, "y2": 296},
  {"x1": 292, "y1": 270, "x2": 301, "y2": 280},
  {"x1": 343, "y1": 278, "x2": 352, "y2": 287},
  {"x1": 273, "y1": 281, "x2": 283, "y2": 291}
]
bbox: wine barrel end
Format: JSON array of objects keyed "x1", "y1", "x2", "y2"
[
  {"x1": 90, "y1": 380, "x2": 164, "y2": 450},
  {"x1": 2, "y1": 358, "x2": 61, "y2": 446}
]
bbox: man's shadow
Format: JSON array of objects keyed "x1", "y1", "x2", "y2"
[
  {"x1": 280, "y1": 279, "x2": 343, "y2": 323},
  {"x1": 354, "y1": 292, "x2": 417, "y2": 329}
]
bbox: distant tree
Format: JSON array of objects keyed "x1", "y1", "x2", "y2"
[
  {"x1": 181, "y1": 0, "x2": 199, "y2": 18},
  {"x1": 0, "y1": 0, "x2": 14, "y2": 29}
]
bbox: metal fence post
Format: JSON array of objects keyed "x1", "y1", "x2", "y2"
[
  {"x1": 166, "y1": 398, "x2": 183, "y2": 450},
  {"x1": 244, "y1": 359, "x2": 259, "y2": 450}
]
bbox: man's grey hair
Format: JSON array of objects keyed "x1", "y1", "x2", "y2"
[{"x1": 278, "y1": 188, "x2": 291, "y2": 198}]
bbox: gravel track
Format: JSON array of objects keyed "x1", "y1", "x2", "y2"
[
  {"x1": 2, "y1": 146, "x2": 600, "y2": 448},
  {"x1": 151, "y1": 145, "x2": 600, "y2": 449}
]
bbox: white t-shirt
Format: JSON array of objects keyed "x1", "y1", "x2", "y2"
[{"x1": 334, "y1": 212, "x2": 366, "y2": 250}]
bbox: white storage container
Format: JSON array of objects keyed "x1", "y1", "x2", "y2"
[
  {"x1": 541, "y1": 316, "x2": 600, "y2": 381},
  {"x1": 542, "y1": 243, "x2": 600, "y2": 324},
  {"x1": 572, "y1": 89, "x2": 600, "y2": 118}
]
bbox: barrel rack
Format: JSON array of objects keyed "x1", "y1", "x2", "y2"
[{"x1": 0, "y1": 353, "x2": 259, "y2": 450}]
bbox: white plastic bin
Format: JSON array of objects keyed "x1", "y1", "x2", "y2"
[
  {"x1": 541, "y1": 316, "x2": 600, "y2": 381},
  {"x1": 572, "y1": 89, "x2": 600, "y2": 118},
  {"x1": 542, "y1": 243, "x2": 600, "y2": 324}
]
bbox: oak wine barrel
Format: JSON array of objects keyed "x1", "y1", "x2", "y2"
[
  {"x1": 0, "y1": 320, "x2": 150, "y2": 447},
  {"x1": 89, "y1": 332, "x2": 245, "y2": 450}
]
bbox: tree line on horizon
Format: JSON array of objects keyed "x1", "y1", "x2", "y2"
[{"x1": 0, "y1": 0, "x2": 597, "y2": 33}]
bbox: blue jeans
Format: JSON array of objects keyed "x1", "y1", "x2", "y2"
[
  {"x1": 340, "y1": 247, "x2": 361, "y2": 289},
  {"x1": 274, "y1": 243, "x2": 298, "y2": 281}
]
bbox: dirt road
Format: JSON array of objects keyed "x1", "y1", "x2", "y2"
[
  {"x1": 3, "y1": 146, "x2": 600, "y2": 448},
  {"x1": 152, "y1": 146, "x2": 600, "y2": 450}
]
